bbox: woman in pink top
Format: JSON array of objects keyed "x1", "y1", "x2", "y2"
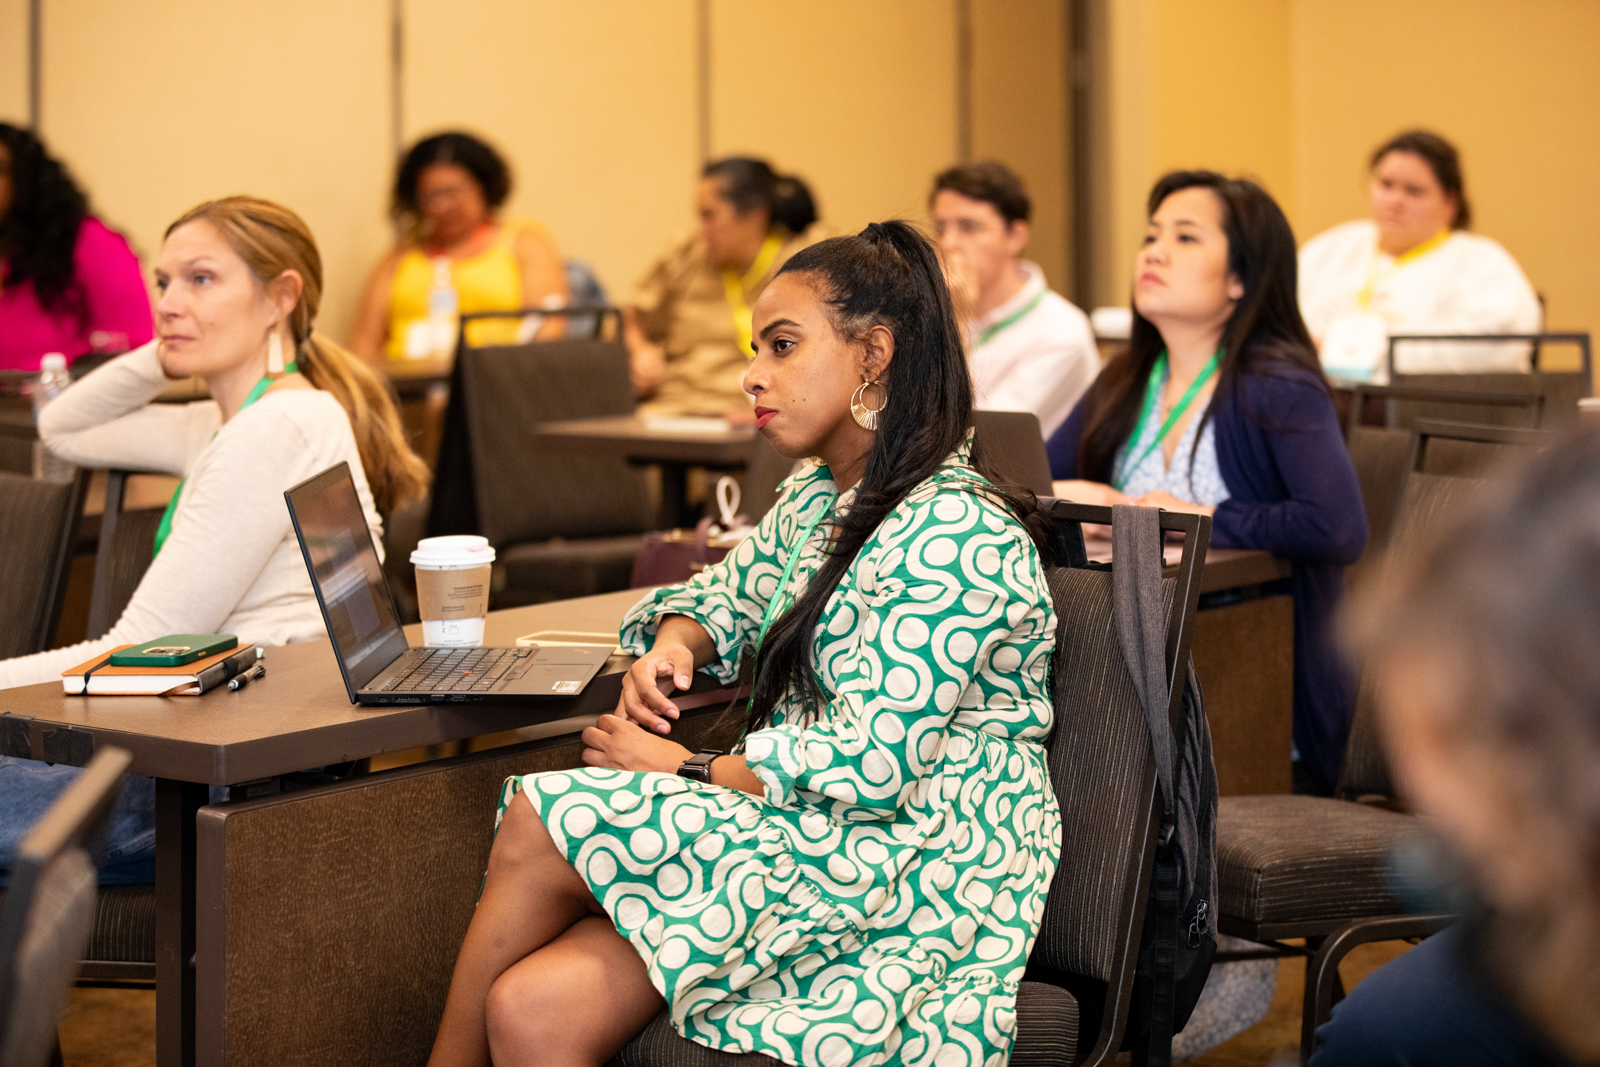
[{"x1": 0, "y1": 124, "x2": 153, "y2": 371}]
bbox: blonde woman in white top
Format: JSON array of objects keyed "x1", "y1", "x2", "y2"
[
  {"x1": 0, "y1": 196, "x2": 428, "y2": 884},
  {"x1": 1299, "y1": 130, "x2": 1540, "y2": 382}
]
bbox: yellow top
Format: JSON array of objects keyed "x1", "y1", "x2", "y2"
[{"x1": 385, "y1": 220, "x2": 553, "y2": 360}]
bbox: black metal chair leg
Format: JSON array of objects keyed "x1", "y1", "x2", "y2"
[{"x1": 1298, "y1": 914, "x2": 1456, "y2": 1065}]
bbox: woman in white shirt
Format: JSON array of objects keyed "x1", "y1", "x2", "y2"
[
  {"x1": 1299, "y1": 130, "x2": 1540, "y2": 381},
  {"x1": 0, "y1": 196, "x2": 428, "y2": 883}
]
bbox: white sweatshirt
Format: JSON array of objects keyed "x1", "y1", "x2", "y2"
[
  {"x1": 1299, "y1": 220, "x2": 1542, "y2": 379},
  {"x1": 0, "y1": 341, "x2": 384, "y2": 689}
]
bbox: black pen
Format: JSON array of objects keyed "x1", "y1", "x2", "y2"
[
  {"x1": 195, "y1": 645, "x2": 262, "y2": 694},
  {"x1": 228, "y1": 664, "x2": 266, "y2": 692}
]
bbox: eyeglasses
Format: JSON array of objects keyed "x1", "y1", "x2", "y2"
[{"x1": 932, "y1": 217, "x2": 998, "y2": 239}]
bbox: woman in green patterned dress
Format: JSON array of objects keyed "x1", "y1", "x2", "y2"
[{"x1": 428, "y1": 222, "x2": 1062, "y2": 1067}]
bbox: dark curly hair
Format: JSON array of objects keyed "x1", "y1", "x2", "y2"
[
  {"x1": 391, "y1": 131, "x2": 511, "y2": 231},
  {"x1": 0, "y1": 124, "x2": 90, "y2": 315}
]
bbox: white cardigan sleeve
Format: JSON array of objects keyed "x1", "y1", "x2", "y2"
[{"x1": 38, "y1": 341, "x2": 220, "y2": 476}]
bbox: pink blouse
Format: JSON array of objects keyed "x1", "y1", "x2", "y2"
[{"x1": 0, "y1": 216, "x2": 154, "y2": 371}]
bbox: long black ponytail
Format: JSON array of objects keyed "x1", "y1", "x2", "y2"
[{"x1": 744, "y1": 220, "x2": 1052, "y2": 732}]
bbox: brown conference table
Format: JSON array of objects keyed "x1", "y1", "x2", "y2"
[
  {"x1": 533, "y1": 414, "x2": 756, "y2": 526},
  {"x1": 0, "y1": 543, "x2": 1290, "y2": 1065}
]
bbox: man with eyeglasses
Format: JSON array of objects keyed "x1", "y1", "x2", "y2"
[{"x1": 930, "y1": 161, "x2": 1097, "y2": 439}]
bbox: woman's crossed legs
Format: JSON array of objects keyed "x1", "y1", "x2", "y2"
[{"x1": 428, "y1": 791, "x2": 665, "y2": 1067}]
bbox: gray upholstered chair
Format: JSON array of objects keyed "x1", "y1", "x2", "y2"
[
  {"x1": 428, "y1": 324, "x2": 656, "y2": 608},
  {"x1": 1385, "y1": 330, "x2": 1591, "y2": 430},
  {"x1": 85, "y1": 469, "x2": 164, "y2": 640},
  {"x1": 0, "y1": 747, "x2": 131, "y2": 1067},
  {"x1": 0, "y1": 470, "x2": 86, "y2": 658}
]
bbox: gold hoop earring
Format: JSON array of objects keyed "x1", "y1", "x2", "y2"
[{"x1": 850, "y1": 379, "x2": 886, "y2": 431}]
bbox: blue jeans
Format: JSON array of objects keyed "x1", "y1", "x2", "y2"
[
  {"x1": 0, "y1": 756, "x2": 156, "y2": 884},
  {"x1": 1310, "y1": 923, "x2": 1569, "y2": 1066}
]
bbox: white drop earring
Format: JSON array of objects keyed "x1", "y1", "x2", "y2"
[{"x1": 267, "y1": 331, "x2": 284, "y2": 375}]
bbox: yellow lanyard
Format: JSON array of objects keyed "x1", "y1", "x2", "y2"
[
  {"x1": 723, "y1": 234, "x2": 784, "y2": 359},
  {"x1": 1356, "y1": 229, "x2": 1450, "y2": 310}
]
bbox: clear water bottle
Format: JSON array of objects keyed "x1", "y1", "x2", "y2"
[
  {"x1": 32, "y1": 353, "x2": 76, "y2": 482},
  {"x1": 427, "y1": 258, "x2": 458, "y2": 359}
]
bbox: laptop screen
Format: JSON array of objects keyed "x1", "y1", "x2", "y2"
[{"x1": 284, "y1": 463, "x2": 411, "y2": 696}]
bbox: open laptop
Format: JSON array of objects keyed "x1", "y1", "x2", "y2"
[{"x1": 285, "y1": 462, "x2": 613, "y2": 705}]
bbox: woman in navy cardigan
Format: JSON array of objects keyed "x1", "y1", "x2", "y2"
[{"x1": 1048, "y1": 170, "x2": 1366, "y2": 793}]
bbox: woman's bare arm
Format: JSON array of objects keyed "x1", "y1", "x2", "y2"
[
  {"x1": 514, "y1": 228, "x2": 570, "y2": 340},
  {"x1": 350, "y1": 248, "x2": 402, "y2": 363}
]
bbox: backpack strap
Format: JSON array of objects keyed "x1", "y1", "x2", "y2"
[
  {"x1": 1110, "y1": 503, "x2": 1180, "y2": 1067},
  {"x1": 1111, "y1": 504, "x2": 1174, "y2": 813}
]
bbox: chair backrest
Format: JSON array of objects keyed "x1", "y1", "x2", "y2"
[
  {"x1": 1337, "y1": 454, "x2": 1496, "y2": 799},
  {"x1": 86, "y1": 471, "x2": 162, "y2": 640},
  {"x1": 1408, "y1": 419, "x2": 1557, "y2": 478},
  {"x1": 0, "y1": 747, "x2": 130, "y2": 1067},
  {"x1": 1385, "y1": 330, "x2": 1592, "y2": 431},
  {"x1": 1387, "y1": 331, "x2": 1592, "y2": 428},
  {"x1": 430, "y1": 336, "x2": 653, "y2": 546},
  {"x1": 1343, "y1": 381, "x2": 1544, "y2": 437},
  {"x1": 972, "y1": 410, "x2": 1054, "y2": 496},
  {"x1": 0, "y1": 471, "x2": 87, "y2": 658},
  {"x1": 0, "y1": 397, "x2": 35, "y2": 475},
  {"x1": 191, "y1": 710, "x2": 739, "y2": 1065},
  {"x1": 1030, "y1": 502, "x2": 1208, "y2": 1065},
  {"x1": 1343, "y1": 425, "x2": 1412, "y2": 592}
]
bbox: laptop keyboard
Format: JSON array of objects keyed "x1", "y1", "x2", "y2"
[{"x1": 373, "y1": 646, "x2": 537, "y2": 694}]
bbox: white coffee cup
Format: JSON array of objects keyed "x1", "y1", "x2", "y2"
[{"x1": 410, "y1": 535, "x2": 496, "y2": 647}]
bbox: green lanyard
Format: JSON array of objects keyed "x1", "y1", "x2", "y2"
[
  {"x1": 977, "y1": 289, "x2": 1046, "y2": 346},
  {"x1": 1112, "y1": 350, "x2": 1221, "y2": 492},
  {"x1": 152, "y1": 362, "x2": 297, "y2": 558},
  {"x1": 752, "y1": 493, "x2": 835, "y2": 663}
]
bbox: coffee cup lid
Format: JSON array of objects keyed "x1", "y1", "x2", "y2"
[{"x1": 410, "y1": 535, "x2": 496, "y2": 566}]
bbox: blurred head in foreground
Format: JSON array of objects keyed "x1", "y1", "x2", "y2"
[{"x1": 1351, "y1": 427, "x2": 1600, "y2": 1062}]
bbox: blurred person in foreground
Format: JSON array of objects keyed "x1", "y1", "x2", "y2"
[
  {"x1": 625, "y1": 156, "x2": 827, "y2": 419},
  {"x1": 1311, "y1": 430, "x2": 1600, "y2": 1066},
  {"x1": 0, "y1": 123, "x2": 152, "y2": 371},
  {"x1": 931, "y1": 160, "x2": 1096, "y2": 438},
  {"x1": 351, "y1": 131, "x2": 569, "y2": 363},
  {"x1": 1299, "y1": 129, "x2": 1540, "y2": 382}
]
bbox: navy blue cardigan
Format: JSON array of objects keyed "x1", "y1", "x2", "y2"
[{"x1": 1047, "y1": 359, "x2": 1368, "y2": 790}]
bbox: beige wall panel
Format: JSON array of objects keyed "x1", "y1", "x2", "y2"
[
  {"x1": 1291, "y1": 0, "x2": 1600, "y2": 355},
  {"x1": 40, "y1": 0, "x2": 391, "y2": 345},
  {"x1": 708, "y1": 0, "x2": 959, "y2": 237},
  {"x1": 0, "y1": 0, "x2": 26, "y2": 126},
  {"x1": 1098, "y1": 0, "x2": 1155, "y2": 307},
  {"x1": 1099, "y1": 0, "x2": 1291, "y2": 307},
  {"x1": 403, "y1": 0, "x2": 698, "y2": 304},
  {"x1": 970, "y1": 0, "x2": 1071, "y2": 297}
]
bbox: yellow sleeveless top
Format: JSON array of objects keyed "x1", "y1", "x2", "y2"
[{"x1": 384, "y1": 221, "x2": 552, "y2": 359}]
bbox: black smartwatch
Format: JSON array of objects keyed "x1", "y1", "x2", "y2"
[{"x1": 677, "y1": 749, "x2": 723, "y2": 783}]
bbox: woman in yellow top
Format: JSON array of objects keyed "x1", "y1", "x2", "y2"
[
  {"x1": 626, "y1": 157, "x2": 826, "y2": 418},
  {"x1": 352, "y1": 132, "x2": 569, "y2": 362}
]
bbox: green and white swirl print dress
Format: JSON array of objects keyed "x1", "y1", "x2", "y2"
[{"x1": 498, "y1": 436, "x2": 1061, "y2": 1067}]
